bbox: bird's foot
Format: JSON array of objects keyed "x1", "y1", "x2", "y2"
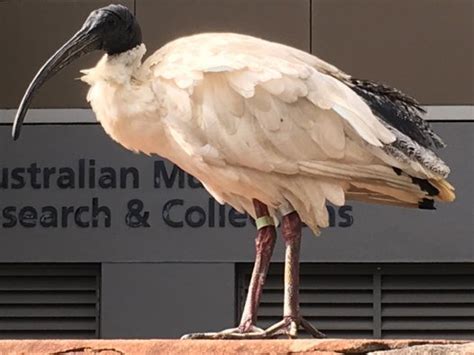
[
  {"x1": 181, "y1": 324, "x2": 266, "y2": 339},
  {"x1": 181, "y1": 317, "x2": 326, "y2": 339},
  {"x1": 262, "y1": 317, "x2": 326, "y2": 339}
]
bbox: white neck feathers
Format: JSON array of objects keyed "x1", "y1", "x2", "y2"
[{"x1": 81, "y1": 44, "x2": 147, "y2": 86}]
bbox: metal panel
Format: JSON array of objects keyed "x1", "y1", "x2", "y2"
[
  {"x1": 101, "y1": 263, "x2": 235, "y2": 338},
  {"x1": 380, "y1": 268, "x2": 474, "y2": 340},
  {"x1": 312, "y1": 0, "x2": 474, "y2": 104},
  {"x1": 0, "y1": 264, "x2": 100, "y2": 339},
  {"x1": 137, "y1": 0, "x2": 310, "y2": 52},
  {"x1": 237, "y1": 264, "x2": 474, "y2": 340},
  {"x1": 0, "y1": 0, "x2": 134, "y2": 109}
]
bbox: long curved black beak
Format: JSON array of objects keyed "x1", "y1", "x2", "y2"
[{"x1": 12, "y1": 27, "x2": 102, "y2": 140}]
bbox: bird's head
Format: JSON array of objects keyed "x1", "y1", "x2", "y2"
[
  {"x1": 12, "y1": 4, "x2": 142, "y2": 140},
  {"x1": 84, "y1": 4, "x2": 142, "y2": 56}
]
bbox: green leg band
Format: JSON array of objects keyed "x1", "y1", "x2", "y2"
[{"x1": 255, "y1": 215, "x2": 275, "y2": 230}]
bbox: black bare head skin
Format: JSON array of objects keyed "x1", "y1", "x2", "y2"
[
  {"x1": 84, "y1": 4, "x2": 142, "y2": 55},
  {"x1": 12, "y1": 4, "x2": 142, "y2": 140}
]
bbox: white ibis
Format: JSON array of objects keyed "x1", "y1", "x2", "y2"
[{"x1": 12, "y1": 4, "x2": 455, "y2": 339}]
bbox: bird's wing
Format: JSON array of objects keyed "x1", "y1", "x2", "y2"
[
  {"x1": 145, "y1": 33, "x2": 396, "y2": 174},
  {"x1": 143, "y1": 33, "x2": 454, "y2": 230}
]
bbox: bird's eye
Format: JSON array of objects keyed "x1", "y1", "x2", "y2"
[{"x1": 106, "y1": 17, "x2": 117, "y2": 26}]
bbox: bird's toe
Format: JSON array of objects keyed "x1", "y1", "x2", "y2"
[{"x1": 181, "y1": 325, "x2": 266, "y2": 340}]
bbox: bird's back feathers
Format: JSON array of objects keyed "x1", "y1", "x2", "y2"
[{"x1": 83, "y1": 33, "x2": 454, "y2": 233}]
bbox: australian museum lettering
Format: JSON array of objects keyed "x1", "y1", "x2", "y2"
[{"x1": 1, "y1": 158, "x2": 352, "y2": 230}]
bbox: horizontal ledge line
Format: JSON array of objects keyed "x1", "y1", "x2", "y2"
[
  {"x1": 0, "y1": 109, "x2": 96, "y2": 123},
  {"x1": 0, "y1": 106, "x2": 472, "y2": 123}
]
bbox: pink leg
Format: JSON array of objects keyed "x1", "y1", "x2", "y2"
[
  {"x1": 262, "y1": 212, "x2": 326, "y2": 339},
  {"x1": 282, "y1": 211, "x2": 302, "y2": 323},
  {"x1": 181, "y1": 200, "x2": 277, "y2": 339},
  {"x1": 238, "y1": 200, "x2": 277, "y2": 331},
  {"x1": 181, "y1": 209, "x2": 325, "y2": 339}
]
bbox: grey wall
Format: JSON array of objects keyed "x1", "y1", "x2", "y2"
[
  {"x1": 312, "y1": 0, "x2": 473, "y2": 104},
  {"x1": 1, "y1": 0, "x2": 472, "y2": 108},
  {"x1": 0, "y1": 122, "x2": 472, "y2": 263},
  {"x1": 101, "y1": 263, "x2": 235, "y2": 338}
]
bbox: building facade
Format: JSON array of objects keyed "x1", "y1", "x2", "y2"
[{"x1": 0, "y1": 0, "x2": 472, "y2": 339}]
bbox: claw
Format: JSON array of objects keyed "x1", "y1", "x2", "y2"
[
  {"x1": 300, "y1": 317, "x2": 327, "y2": 338},
  {"x1": 181, "y1": 318, "x2": 326, "y2": 340},
  {"x1": 263, "y1": 317, "x2": 326, "y2": 339}
]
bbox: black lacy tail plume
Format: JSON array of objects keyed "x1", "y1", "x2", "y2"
[{"x1": 349, "y1": 78, "x2": 446, "y2": 149}]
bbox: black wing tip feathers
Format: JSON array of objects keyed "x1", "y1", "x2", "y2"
[
  {"x1": 411, "y1": 177, "x2": 440, "y2": 197},
  {"x1": 418, "y1": 198, "x2": 436, "y2": 210},
  {"x1": 392, "y1": 167, "x2": 403, "y2": 176},
  {"x1": 348, "y1": 77, "x2": 447, "y2": 150},
  {"x1": 391, "y1": 167, "x2": 441, "y2": 210},
  {"x1": 350, "y1": 77, "x2": 424, "y2": 112}
]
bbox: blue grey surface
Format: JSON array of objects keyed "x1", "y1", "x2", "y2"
[
  {"x1": 0, "y1": 122, "x2": 472, "y2": 263},
  {"x1": 100, "y1": 263, "x2": 235, "y2": 338}
]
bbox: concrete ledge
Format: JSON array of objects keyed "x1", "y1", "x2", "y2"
[{"x1": 0, "y1": 339, "x2": 472, "y2": 354}]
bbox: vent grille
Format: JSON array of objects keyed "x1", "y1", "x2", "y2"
[
  {"x1": 238, "y1": 264, "x2": 375, "y2": 338},
  {"x1": 381, "y1": 267, "x2": 474, "y2": 340},
  {"x1": 0, "y1": 264, "x2": 100, "y2": 339},
  {"x1": 237, "y1": 264, "x2": 474, "y2": 339}
]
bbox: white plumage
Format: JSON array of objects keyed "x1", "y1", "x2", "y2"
[{"x1": 80, "y1": 33, "x2": 454, "y2": 233}]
